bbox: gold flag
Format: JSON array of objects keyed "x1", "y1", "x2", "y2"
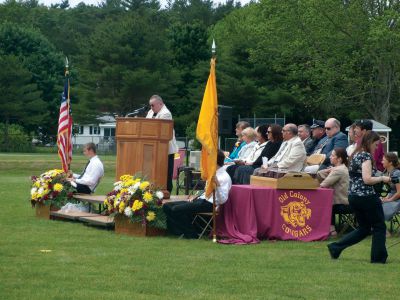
[{"x1": 196, "y1": 58, "x2": 218, "y2": 198}]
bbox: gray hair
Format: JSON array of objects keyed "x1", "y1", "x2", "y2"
[
  {"x1": 298, "y1": 124, "x2": 311, "y2": 134},
  {"x1": 286, "y1": 123, "x2": 298, "y2": 135},
  {"x1": 149, "y1": 94, "x2": 164, "y2": 104}
]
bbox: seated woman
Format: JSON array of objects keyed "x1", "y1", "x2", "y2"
[
  {"x1": 225, "y1": 127, "x2": 257, "y2": 165},
  {"x1": 381, "y1": 152, "x2": 400, "y2": 221},
  {"x1": 232, "y1": 124, "x2": 282, "y2": 184},
  {"x1": 316, "y1": 148, "x2": 349, "y2": 237},
  {"x1": 224, "y1": 121, "x2": 250, "y2": 163}
]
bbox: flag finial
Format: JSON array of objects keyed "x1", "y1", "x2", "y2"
[
  {"x1": 212, "y1": 39, "x2": 216, "y2": 57},
  {"x1": 65, "y1": 57, "x2": 69, "y2": 76}
]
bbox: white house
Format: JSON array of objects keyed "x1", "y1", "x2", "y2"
[{"x1": 73, "y1": 115, "x2": 116, "y2": 148}]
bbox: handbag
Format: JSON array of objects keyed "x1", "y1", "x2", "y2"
[{"x1": 373, "y1": 181, "x2": 390, "y2": 197}]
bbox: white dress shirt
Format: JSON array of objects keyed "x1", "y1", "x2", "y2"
[
  {"x1": 73, "y1": 155, "x2": 104, "y2": 192},
  {"x1": 204, "y1": 167, "x2": 232, "y2": 206}
]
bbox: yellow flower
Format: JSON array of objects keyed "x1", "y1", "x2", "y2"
[
  {"x1": 143, "y1": 191, "x2": 153, "y2": 203},
  {"x1": 123, "y1": 179, "x2": 135, "y2": 187},
  {"x1": 139, "y1": 181, "x2": 150, "y2": 190},
  {"x1": 120, "y1": 174, "x2": 133, "y2": 182},
  {"x1": 146, "y1": 211, "x2": 156, "y2": 222},
  {"x1": 34, "y1": 181, "x2": 41, "y2": 188},
  {"x1": 132, "y1": 200, "x2": 143, "y2": 211},
  {"x1": 120, "y1": 188, "x2": 128, "y2": 194},
  {"x1": 119, "y1": 201, "x2": 125, "y2": 213},
  {"x1": 53, "y1": 183, "x2": 63, "y2": 192}
]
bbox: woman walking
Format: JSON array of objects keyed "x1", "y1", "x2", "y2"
[{"x1": 327, "y1": 131, "x2": 390, "y2": 263}]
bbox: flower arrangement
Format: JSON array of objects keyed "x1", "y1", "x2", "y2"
[
  {"x1": 104, "y1": 174, "x2": 166, "y2": 229},
  {"x1": 30, "y1": 169, "x2": 74, "y2": 208}
]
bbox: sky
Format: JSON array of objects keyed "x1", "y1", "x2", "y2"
[{"x1": 34, "y1": 0, "x2": 253, "y2": 8}]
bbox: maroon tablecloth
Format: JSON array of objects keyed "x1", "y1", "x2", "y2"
[{"x1": 217, "y1": 185, "x2": 334, "y2": 244}]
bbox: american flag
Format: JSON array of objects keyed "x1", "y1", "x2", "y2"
[{"x1": 57, "y1": 76, "x2": 73, "y2": 172}]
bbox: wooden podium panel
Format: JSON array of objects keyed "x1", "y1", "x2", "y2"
[{"x1": 116, "y1": 118, "x2": 173, "y2": 190}]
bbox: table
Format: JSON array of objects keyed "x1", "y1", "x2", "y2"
[{"x1": 217, "y1": 185, "x2": 334, "y2": 244}]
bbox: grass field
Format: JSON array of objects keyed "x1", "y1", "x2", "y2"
[{"x1": 0, "y1": 153, "x2": 399, "y2": 299}]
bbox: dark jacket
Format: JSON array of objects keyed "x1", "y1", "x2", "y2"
[{"x1": 320, "y1": 131, "x2": 348, "y2": 169}]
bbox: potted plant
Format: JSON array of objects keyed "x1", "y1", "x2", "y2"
[
  {"x1": 104, "y1": 174, "x2": 166, "y2": 236},
  {"x1": 30, "y1": 169, "x2": 74, "y2": 219}
]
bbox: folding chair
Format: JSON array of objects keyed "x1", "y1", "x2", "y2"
[
  {"x1": 303, "y1": 154, "x2": 326, "y2": 175},
  {"x1": 176, "y1": 166, "x2": 205, "y2": 195},
  {"x1": 389, "y1": 211, "x2": 400, "y2": 234},
  {"x1": 192, "y1": 208, "x2": 219, "y2": 239},
  {"x1": 336, "y1": 205, "x2": 357, "y2": 235}
]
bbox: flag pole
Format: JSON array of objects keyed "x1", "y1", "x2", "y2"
[
  {"x1": 65, "y1": 57, "x2": 71, "y2": 171},
  {"x1": 211, "y1": 39, "x2": 217, "y2": 243}
]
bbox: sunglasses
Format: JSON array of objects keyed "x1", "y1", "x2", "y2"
[{"x1": 325, "y1": 127, "x2": 332, "y2": 131}]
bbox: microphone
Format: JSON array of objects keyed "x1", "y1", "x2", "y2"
[{"x1": 125, "y1": 105, "x2": 148, "y2": 117}]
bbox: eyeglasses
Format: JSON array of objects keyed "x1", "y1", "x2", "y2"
[
  {"x1": 267, "y1": 131, "x2": 272, "y2": 133},
  {"x1": 325, "y1": 127, "x2": 332, "y2": 131}
]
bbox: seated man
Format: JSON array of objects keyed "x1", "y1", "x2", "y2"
[
  {"x1": 67, "y1": 142, "x2": 104, "y2": 194},
  {"x1": 255, "y1": 123, "x2": 306, "y2": 177},
  {"x1": 304, "y1": 118, "x2": 348, "y2": 173},
  {"x1": 163, "y1": 150, "x2": 232, "y2": 239}
]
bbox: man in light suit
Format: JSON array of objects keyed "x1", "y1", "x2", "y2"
[
  {"x1": 146, "y1": 95, "x2": 179, "y2": 193},
  {"x1": 265, "y1": 123, "x2": 306, "y2": 173}
]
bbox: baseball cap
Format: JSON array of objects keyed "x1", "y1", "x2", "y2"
[
  {"x1": 310, "y1": 120, "x2": 325, "y2": 129},
  {"x1": 355, "y1": 119, "x2": 373, "y2": 131}
]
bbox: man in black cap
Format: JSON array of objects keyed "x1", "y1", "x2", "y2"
[{"x1": 310, "y1": 120, "x2": 328, "y2": 154}]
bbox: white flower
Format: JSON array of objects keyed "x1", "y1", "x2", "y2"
[
  {"x1": 133, "y1": 182, "x2": 140, "y2": 190},
  {"x1": 113, "y1": 181, "x2": 122, "y2": 186},
  {"x1": 155, "y1": 191, "x2": 164, "y2": 200},
  {"x1": 128, "y1": 186, "x2": 137, "y2": 194},
  {"x1": 38, "y1": 187, "x2": 44, "y2": 195},
  {"x1": 30, "y1": 187, "x2": 37, "y2": 195},
  {"x1": 124, "y1": 207, "x2": 133, "y2": 217}
]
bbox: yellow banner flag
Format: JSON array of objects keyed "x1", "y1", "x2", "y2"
[{"x1": 196, "y1": 58, "x2": 218, "y2": 198}]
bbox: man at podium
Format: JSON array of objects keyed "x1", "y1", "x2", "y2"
[{"x1": 146, "y1": 95, "x2": 178, "y2": 192}]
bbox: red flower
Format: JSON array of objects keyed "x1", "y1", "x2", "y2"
[
  {"x1": 48, "y1": 183, "x2": 53, "y2": 189},
  {"x1": 52, "y1": 191, "x2": 59, "y2": 198},
  {"x1": 43, "y1": 194, "x2": 49, "y2": 200},
  {"x1": 67, "y1": 192, "x2": 74, "y2": 199}
]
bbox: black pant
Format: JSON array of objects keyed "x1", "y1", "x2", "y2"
[
  {"x1": 76, "y1": 183, "x2": 91, "y2": 194},
  {"x1": 167, "y1": 154, "x2": 174, "y2": 193},
  {"x1": 163, "y1": 198, "x2": 213, "y2": 238},
  {"x1": 329, "y1": 194, "x2": 388, "y2": 263}
]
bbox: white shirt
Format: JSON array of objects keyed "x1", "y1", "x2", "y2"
[
  {"x1": 146, "y1": 104, "x2": 179, "y2": 154},
  {"x1": 237, "y1": 141, "x2": 257, "y2": 161},
  {"x1": 204, "y1": 167, "x2": 232, "y2": 206},
  {"x1": 244, "y1": 141, "x2": 268, "y2": 164},
  {"x1": 73, "y1": 155, "x2": 104, "y2": 192}
]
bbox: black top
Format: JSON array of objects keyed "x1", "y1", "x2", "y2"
[
  {"x1": 349, "y1": 151, "x2": 376, "y2": 196},
  {"x1": 253, "y1": 141, "x2": 282, "y2": 169}
]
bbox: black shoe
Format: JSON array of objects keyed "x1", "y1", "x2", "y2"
[{"x1": 327, "y1": 243, "x2": 341, "y2": 259}]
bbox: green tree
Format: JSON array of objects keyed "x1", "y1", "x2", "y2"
[
  {"x1": 0, "y1": 55, "x2": 44, "y2": 149},
  {"x1": 0, "y1": 22, "x2": 64, "y2": 134}
]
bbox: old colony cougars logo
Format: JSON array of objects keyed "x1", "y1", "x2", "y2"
[{"x1": 279, "y1": 191, "x2": 312, "y2": 238}]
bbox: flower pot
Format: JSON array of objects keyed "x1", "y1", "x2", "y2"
[
  {"x1": 114, "y1": 215, "x2": 166, "y2": 237},
  {"x1": 35, "y1": 203, "x2": 58, "y2": 219}
]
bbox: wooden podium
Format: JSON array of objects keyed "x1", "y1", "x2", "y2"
[{"x1": 115, "y1": 117, "x2": 173, "y2": 192}]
